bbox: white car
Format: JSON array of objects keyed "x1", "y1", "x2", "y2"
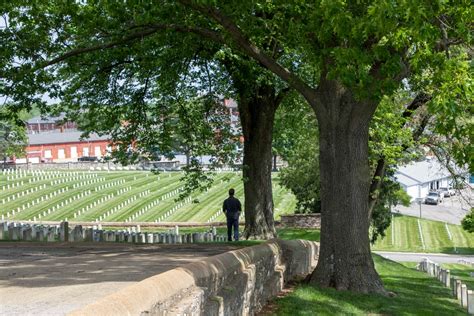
[
  {"x1": 439, "y1": 187, "x2": 455, "y2": 197},
  {"x1": 425, "y1": 191, "x2": 443, "y2": 205}
]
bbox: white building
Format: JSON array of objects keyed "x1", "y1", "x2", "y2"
[{"x1": 395, "y1": 158, "x2": 454, "y2": 201}]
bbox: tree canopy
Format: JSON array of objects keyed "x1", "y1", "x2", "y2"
[
  {"x1": 0, "y1": 107, "x2": 27, "y2": 164},
  {"x1": 0, "y1": 1, "x2": 472, "y2": 294}
]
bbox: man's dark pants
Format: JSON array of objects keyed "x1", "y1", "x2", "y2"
[{"x1": 226, "y1": 216, "x2": 239, "y2": 241}]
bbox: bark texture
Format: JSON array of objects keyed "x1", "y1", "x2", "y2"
[
  {"x1": 238, "y1": 87, "x2": 278, "y2": 240},
  {"x1": 308, "y1": 79, "x2": 386, "y2": 294}
]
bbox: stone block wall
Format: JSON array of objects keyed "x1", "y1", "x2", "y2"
[
  {"x1": 280, "y1": 213, "x2": 321, "y2": 229},
  {"x1": 70, "y1": 239, "x2": 319, "y2": 316}
]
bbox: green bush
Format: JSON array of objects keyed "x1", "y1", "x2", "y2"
[{"x1": 462, "y1": 208, "x2": 474, "y2": 233}]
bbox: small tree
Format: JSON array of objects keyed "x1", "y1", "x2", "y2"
[
  {"x1": 462, "y1": 208, "x2": 474, "y2": 233},
  {"x1": 0, "y1": 111, "x2": 27, "y2": 168}
]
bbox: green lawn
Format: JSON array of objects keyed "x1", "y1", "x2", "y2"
[
  {"x1": 243, "y1": 215, "x2": 474, "y2": 255},
  {"x1": 277, "y1": 228, "x2": 320, "y2": 241},
  {"x1": 373, "y1": 214, "x2": 474, "y2": 254},
  {"x1": 1, "y1": 170, "x2": 296, "y2": 223},
  {"x1": 272, "y1": 255, "x2": 465, "y2": 315},
  {"x1": 133, "y1": 214, "x2": 472, "y2": 254}
]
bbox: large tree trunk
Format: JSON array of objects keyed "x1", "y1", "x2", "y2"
[
  {"x1": 309, "y1": 79, "x2": 386, "y2": 294},
  {"x1": 239, "y1": 92, "x2": 278, "y2": 240}
]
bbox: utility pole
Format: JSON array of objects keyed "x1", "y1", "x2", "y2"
[{"x1": 415, "y1": 197, "x2": 423, "y2": 219}]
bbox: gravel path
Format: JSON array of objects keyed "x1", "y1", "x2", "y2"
[{"x1": 0, "y1": 242, "x2": 239, "y2": 316}]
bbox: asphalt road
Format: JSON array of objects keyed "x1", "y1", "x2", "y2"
[
  {"x1": 375, "y1": 251, "x2": 474, "y2": 264},
  {"x1": 0, "y1": 242, "x2": 239, "y2": 316},
  {"x1": 394, "y1": 188, "x2": 473, "y2": 225}
]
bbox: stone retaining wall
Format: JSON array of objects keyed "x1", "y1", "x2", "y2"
[
  {"x1": 70, "y1": 239, "x2": 319, "y2": 316},
  {"x1": 280, "y1": 213, "x2": 321, "y2": 228}
]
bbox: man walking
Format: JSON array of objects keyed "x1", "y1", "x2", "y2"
[{"x1": 222, "y1": 188, "x2": 241, "y2": 241}]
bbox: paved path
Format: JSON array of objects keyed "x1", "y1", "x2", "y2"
[
  {"x1": 394, "y1": 189, "x2": 473, "y2": 225},
  {"x1": 0, "y1": 242, "x2": 239, "y2": 316},
  {"x1": 375, "y1": 251, "x2": 474, "y2": 263}
]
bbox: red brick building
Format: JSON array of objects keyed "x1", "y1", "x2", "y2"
[
  {"x1": 26, "y1": 114, "x2": 78, "y2": 134},
  {"x1": 15, "y1": 132, "x2": 110, "y2": 164}
]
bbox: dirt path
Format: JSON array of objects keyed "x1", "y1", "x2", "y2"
[{"x1": 0, "y1": 242, "x2": 239, "y2": 315}]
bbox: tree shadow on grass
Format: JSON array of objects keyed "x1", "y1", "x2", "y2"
[
  {"x1": 440, "y1": 247, "x2": 474, "y2": 255},
  {"x1": 272, "y1": 255, "x2": 465, "y2": 315}
]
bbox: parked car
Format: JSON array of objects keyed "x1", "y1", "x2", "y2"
[
  {"x1": 425, "y1": 191, "x2": 443, "y2": 205},
  {"x1": 439, "y1": 187, "x2": 455, "y2": 197},
  {"x1": 78, "y1": 156, "x2": 98, "y2": 162}
]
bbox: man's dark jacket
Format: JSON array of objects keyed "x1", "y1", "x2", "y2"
[{"x1": 222, "y1": 196, "x2": 242, "y2": 220}]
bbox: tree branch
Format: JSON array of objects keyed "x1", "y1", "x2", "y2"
[
  {"x1": 42, "y1": 24, "x2": 224, "y2": 68},
  {"x1": 179, "y1": 1, "x2": 320, "y2": 111},
  {"x1": 275, "y1": 87, "x2": 291, "y2": 107},
  {"x1": 367, "y1": 92, "x2": 432, "y2": 219}
]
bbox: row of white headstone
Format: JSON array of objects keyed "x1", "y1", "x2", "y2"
[
  {"x1": 0, "y1": 221, "x2": 227, "y2": 245},
  {"x1": 3, "y1": 169, "x2": 74, "y2": 180},
  {"x1": 116, "y1": 186, "x2": 132, "y2": 195},
  {"x1": 1, "y1": 181, "x2": 24, "y2": 191},
  {"x1": 0, "y1": 221, "x2": 60, "y2": 242},
  {"x1": 2, "y1": 170, "x2": 98, "y2": 184},
  {"x1": 50, "y1": 174, "x2": 100, "y2": 186},
  {"x1": 418, "y1": 258, "x2": 474, "y2": 314},
  {"x1": 41, "y1": 190, "x2": 93, "y2": 219},
  {"x1": 2, "y1": 169, "x2": 86, "y2": 175},
  {"x1": 156, "y1": 196, "x2": 193, "y2": 223},
  {"x1": 2, "y1": 184, "x2": 47, "y2": 203},
  {"x1": 126, "y1": 199, "x2": 161, "y2": 222},
  {"x1": 94, "y1": 179, "x2": 126, "y2": 192},
  {"x1": 73, "y1": 192, "x2": 114, "y2": 218},
  {"x1": 123, "y1": 187, "x2": 183, "y2": 223},
  {"x1": 73, "y1": 177, "x2": 106, "y2": 188},
  {"x1": 207, "y1": 209, "x2": 223, "y2": 223},
  {"x1": 95, "y1": 194, "x2": 137, "y2": 222},
  {"x1": 26, "y1": 171, "x2": 99, "y2": 184},
  {"x1": 138, "y1": 189, "x2": 151, "y2": 198},
  {"x1": 2, "y1": 186, "x2": 70, "y2": 219},
  {"x1": 160, "y1": 187, "x2": 183, "y2": 201}
]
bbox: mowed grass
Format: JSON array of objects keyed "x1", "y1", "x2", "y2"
[
  {"x1": 373, "y1": 214, "x2": 474, "y2": 254},
  {"x1": 0, "y1": 170, "x2": 296, "y2": 223},
  {"x1": 271, "y1": 255, "x2": 465, "y2": 316},
  {"x1": 240, "y1": 215, "x2": 473, "y2": 255},
  {"x1": 148, "y1": 215, "x2": 472, "y2": 255}
]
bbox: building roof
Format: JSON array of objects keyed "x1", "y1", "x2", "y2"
[
  {"x1": 394, "y1": 173, "x2": 420, "y2": 187},
  {"x1": 28, "y1": 131, "x2": 109, "y2": 145},
  {"x1": 26, "y1": 113, "x2": 67, "y2": 124},
  {"x1": 395, "y1": 158, "x2": 452, "y2": 186}
]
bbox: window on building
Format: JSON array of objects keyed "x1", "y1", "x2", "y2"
[
  {"x1": 94, "y1": 146, "x2": 102, "y2": 157},
  {"x1": 58, "y1": 149, "x2": 65, "y2": 159},
  {"x1": 70, "y1": 146, "x2": 77, "y2": 158},
  {"x1": 44, "y1": 149, "x2": 52, "y2": 158},
  {"x1": 83, "y1": 147, "x2": 89, "y2": 157}
]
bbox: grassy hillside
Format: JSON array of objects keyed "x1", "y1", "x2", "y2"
[
  {"x1": 271, "y1": 255, "x2": 465, "y2": 315},
  {"x1": 0, "y1": 170, "x2": 297, "y2": 223},
  {"x1": 373, "y1": 214, "x2": 474, "y2": 254}
]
